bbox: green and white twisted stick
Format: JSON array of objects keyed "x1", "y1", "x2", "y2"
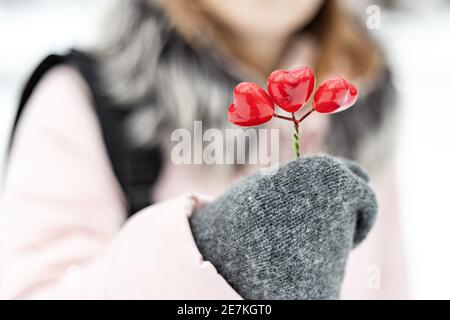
[{"x1": 292, "y1": 113, "x2": 300, "y2": 159}]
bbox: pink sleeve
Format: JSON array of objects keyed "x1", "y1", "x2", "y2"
[
  {"x1": 0, "y1": 66, "x2": 128, "y2": 298},
  {"x1": 0, "y1": 66, "x2": 241, "y2": 300}
]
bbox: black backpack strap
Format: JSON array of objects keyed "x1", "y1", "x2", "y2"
[{"x1": 9, "y1": 50, "x2": 162, "y2": 217}]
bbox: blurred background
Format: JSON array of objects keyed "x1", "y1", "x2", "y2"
[{"x1": 1, "y1": 0, "x2": 449, "y2": 299}]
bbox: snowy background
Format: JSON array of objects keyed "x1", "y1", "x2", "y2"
[{"x1": 1, "y1": 0, "x2": 450, "y2": 299}]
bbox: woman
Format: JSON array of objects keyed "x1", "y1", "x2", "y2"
[{"x1": 0, "y1": 0, "x2": 407, "y2": 299}]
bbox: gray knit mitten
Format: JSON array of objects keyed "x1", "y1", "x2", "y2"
[{"x1": 190, "y1": 155, "x2": 377, "y2": 300}]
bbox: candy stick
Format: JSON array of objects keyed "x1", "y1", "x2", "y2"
[
  {"x1": 274, "y1": 109, "x2": 314, "y2": 158},
  {"x1": 291, "y1": 113, "x2": 300, "y2": 159}
]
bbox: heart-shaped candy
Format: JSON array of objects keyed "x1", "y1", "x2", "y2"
[
  {"x1": 313, "y1": 78, "x2": 358, "y2": 114},
  {"x1": 227, "y1": 82, "x2": 274, "y2": 127},
  {"x1": 267, "y1": 66, "x2": 315, "y2": 113}
]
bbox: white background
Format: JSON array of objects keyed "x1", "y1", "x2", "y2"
[{"x1": 1, "y1": 0, "x2": 450, "y2": 299}]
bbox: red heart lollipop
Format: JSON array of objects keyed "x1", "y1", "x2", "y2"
[
  {"x1": 227, "y1": 82, "x2": 274, "y2": 127},
  {"x1": 313, "y1": 78, "x2": 358, "y2": 114},
  {"x1": 267, "y1": 66, "x2": 315, "y2": 113}
]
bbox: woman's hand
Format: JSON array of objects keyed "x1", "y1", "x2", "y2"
[{"x1": 190, "y1": 155, "x2": 378, "y2": 300}]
